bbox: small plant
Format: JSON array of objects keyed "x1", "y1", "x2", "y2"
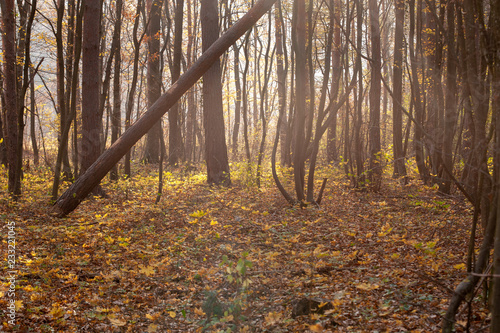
[{"x1": 200, "y1": 253, "x2": 253, "y2": 331}]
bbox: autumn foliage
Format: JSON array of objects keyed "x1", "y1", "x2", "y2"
[{"x1": 0, "y1": 165, "x2": 487, "y2": 332}]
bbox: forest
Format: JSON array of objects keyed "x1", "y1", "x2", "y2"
[{"x1": 1, "y1": 0, "x2": 500, "y2": 331}]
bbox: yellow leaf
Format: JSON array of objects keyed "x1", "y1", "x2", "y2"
[
  {"x1": 14, "y1": 300, "x2": 24, "y2": 311},
  {"x1": 223, "y1": 314, "x2": 234, "y2": 322},
  {"x1": 194, "y1": 307, "x2": 205, "y2": 316},
  {"x1": 355, "y1": 283, "x2": 380, "y2": 291},
  {"x1": 189, "y1": 218, "x2": 199, "y2": 224},
  {"x1": 146, "y1": 312, "x2": 161, "y2": 320},
  {"x1": 366, "y1": 232, "x2": 373, "y2": 238},
  {"x1": 96, "y1": 307, "x2": 111, "y2": 313},
  {"x1": 210, "y1": 220, "x2": 218, "y2": 226},
  {"x1": 49, "y1": 305, "x2": 64, "y2": 318},
  {"x1": 190, "y1": 210, "x2": 207, "y2": 218},
  {"x1": 264, "y1": 311, "x2": 282, "y2": 325},
  {"x1": 309, "y1": 323, "x2": 324, "y2": 332},
  {"x1": 391, "y1": 253, "x2": 400, "y2": 259},
  {"x1": 168, "y1": 311, "x2": 176, "y2": 318},
  {"x1": 147, "y1": 324, "x2": 158, "y2": 332},
  {"x1": 139, "y1": 265, "x2": 156, "y2": 277},
  {"x1": 432, "y1": 261, "x2": 441, "y2": 272},
  {"x1": 454, "y1": 263, "x2": 465, "y2": 270},
  {"x1": 109, "y1": 317, "x2": 127, "y2": 327}
]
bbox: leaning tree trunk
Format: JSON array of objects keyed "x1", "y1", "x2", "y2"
[{"x1": 51, "y1": 0, "x2": 279, "y2": 217}]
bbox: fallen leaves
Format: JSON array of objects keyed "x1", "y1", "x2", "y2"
[{"x1": 0, "y1": 165, "x2": 483, "y2": 331}]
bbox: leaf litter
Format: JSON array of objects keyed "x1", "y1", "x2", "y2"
[{"x1": 0, "y1": 166, "x2": 488, "y2": 332}]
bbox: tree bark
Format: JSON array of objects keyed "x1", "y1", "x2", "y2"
[
  {"x1": 1, "y1": 0, "x2": 20, "y2": 198},
  {"x1": 124, "y1": 0, "x2": 146, "y2": 178},
  {"x1": 232, "y1": 41, "x2": 241, "y2": 158},
  {"x1": 292, "y1": 0, "x2": 307, "y2": 202},
  {"x1": 368, "y1": 0, "x2": 382, "y2": 191},
  {"x1": 110, "y1": 0, "x2": 123, "y2": 181},
  {"x1": 51, "y1": 0, "x2": 278, "y2": 217},
  {"x1": 168, "y1": 0, "x2": 184, "y2": 165},
  {"x1": 143, "y1": 0, "x2": 163, "y2": 164},
  {"x1": 30, "y1": 67, "x2": 39, "y2": 166},
  {"x1": 80, "y1": 0, "x2": 103, "y2": 193},
  {"x1": 440, "y1": 0, "x2": 457, "y2": 194},
  {"x1": 392, "y1": 0, "x2": 406, "y2": 178},
  {"x1": 201, "y1": 0, "x2": 231, "y2": 186}
]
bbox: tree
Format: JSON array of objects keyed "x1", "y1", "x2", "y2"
[
  {"x1": 440, "y1": 0, "x2": 457, "y2": 194},
  {"x1": 392, "y1": 0, "x2": 406, "y2": 179},
  {"x1": 143, "y1": 0, "x2": 163, "y2": 164},
  {"x1": 110, "y1": 0, "x2": 123, "y2": 181},
  {"x1": 1, "y1": 0, "x2": 20, "y2": 197},
  {"x1": 81, "y1": 0, "x2": 103, "y2": 191},
  {"x1": 408, "y1": 0, "x2": 429, "y2": 183},
  {"x1": 55, "y1": 0, "x2": 72, "y2": 180},
  {"x1": 490, "y1": 1, "x2": 500, "y2": 327},
  {"x1": 168, "y1": 0, "x2": 185, "y2": 166},
  {"x1": 185, "y1": 0, "x2": 198, "y2": 163},
  {"x1": 368, "y1": 0, "x2": 382, "y2": 191},
  {"x1": 201, "y1": 0, "x2": 231, "y2": 186},
  {"x1": 51, "y1": 0, "x2": 278, "y2": 217},
  {"x1": 291, "y1": 0, "x2": 307, "y2": 202},
  {"x1": 124, "y1": 0, "x2": 146, "y2": 178},
  {"x1": 326, "y1": 0, "x2": 341, "y2": 164}
]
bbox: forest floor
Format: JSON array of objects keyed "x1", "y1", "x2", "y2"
[{"x1": 0, "y1": 163, "x2": 490, "y2": 332}]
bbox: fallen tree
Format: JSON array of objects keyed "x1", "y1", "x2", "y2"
[{"x1": 50, "y1": 0, "x2": 278, "y2": 217}]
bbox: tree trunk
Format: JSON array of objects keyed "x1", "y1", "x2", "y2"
[
  {"x1": 124, "y1": 0, "x2": 145, "y2": 178},
  {"x1": 30, "y1": 67, "x2": 39, "y2": 166},
  {"x1": 81, "y1": 0, "x2": 103, "y2": 191},
  {"x1": 368, "y1": 0, "x2": 382, "y2": 191},
  {"x1": 326, "y1": 0, "x2": 341, "y2": 164},
  {"x1": 168, "y1": 0, "x2": 184, "y2": 165},
  {"x1": 242, "y1": 31, "x2": 252, "y2": 162},
  {"x1": 143, "y1": 0, "x2": 163, "y2": 164},
  {"x1": 201, "y1": 0, "x2": 231, "y2": 186},
  {"x1": 392, "y1": 0, "x2": 406, "y2": 178},
  {"x1": 409, "y1": 0, "x2": 429, "y2": 183},
  {"x1": 440, "y1": 0, "x2": 457, "y2": 194},
  {"x1": 110, "y1": 0, "x2": 123, "y2": 181},
  {"x1": 256, "y1": 11, "x2": 273, "y2": 189},
  {"x1": 1, "y1": 0, "x2": 20, "y2": 198},
  {"x1": 292, "y1": 0, "x2": 306, "y2": 202},
  {"x1": 51, "y1": 0, "x2": 278, "y2": 217},
  {"x1": 490, "y1": 0, "x2": 500, "y2": 327},
  {"x1": 0, "y1": 65, "x2": 7, "y2": 166},
  {"x1": 232, "y1": 41, "x2": 241, "y2": 158},
  {"x1": 354, "y1": 0, "x2": 364, "y2": 187}
]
